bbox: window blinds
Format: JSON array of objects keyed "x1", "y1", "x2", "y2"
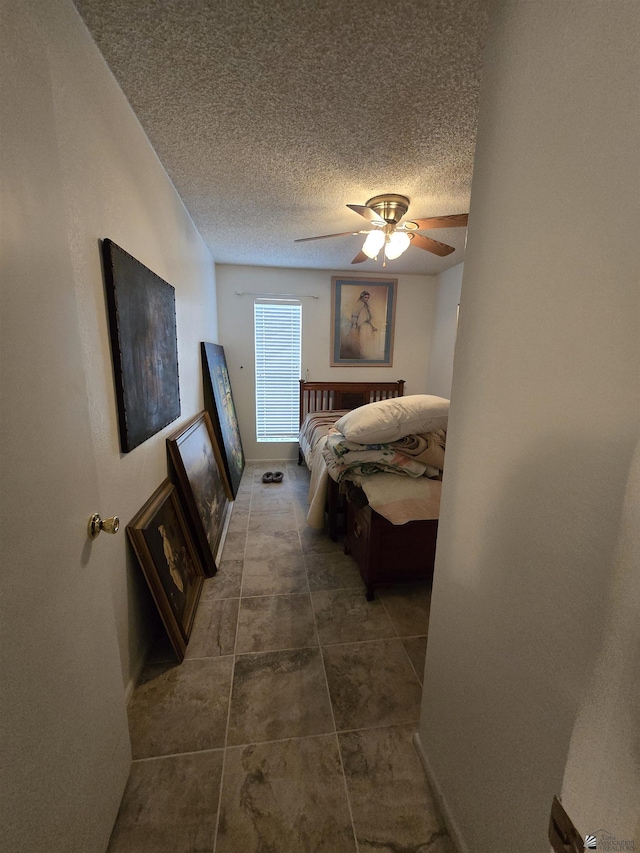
[{"x1": 254, "y1": 301, "x2": 302, "y2": 442}]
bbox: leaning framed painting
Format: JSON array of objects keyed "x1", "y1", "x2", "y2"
[
  {"x1": 102, "y1": 238, "x2": 181, "y2": 452},
  {"x1": 201, "y1": 342, "x2": 245, "y2": 498},
  {"x1": 167, "y1": 411, "x2": 233, "y2": 578},
  {"x1": 331, "y1": 277, "x2": 397, "y2": 367},
  {"x1": 126, "y1": 479, "x2": 204, "y2": 662}
]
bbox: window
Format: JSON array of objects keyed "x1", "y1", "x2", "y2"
[{"x1": 254, "y1": 300, "x2": 302, "y2": 442}]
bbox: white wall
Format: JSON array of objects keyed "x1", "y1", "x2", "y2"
[
  {"x1": 419, "y1": 3, "x2": 639, "y2": 852},
  {"x1": 1, "y1": 0, "x2": 218, "y2": 714},
  {"x1": 216, "y1": 265, "x2": 437, "y2": 460},
  {"x1": 559, "y1": 437, "x2": 640, "y2": 844},
  {"x1": 425, "y1": 263, "x2": 463, "y2": 399}
]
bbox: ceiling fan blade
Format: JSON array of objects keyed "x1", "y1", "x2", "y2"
[
  {"x1": 351, "y1": 250, "x2": 369, "y2": 264},
  {"x1": 410, "y1": 233, "x2": 455, "y2": 256},
  {"x1": 406, "y1": 213, "x2": 469, "y2": 230},
  {"x1": 346, "y1": 204, "x2": 386, "y2": 226},
  {"x1": 295, "y1": 230, "x2": 364, "y2": 242}
]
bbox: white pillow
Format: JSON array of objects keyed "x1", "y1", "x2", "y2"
[{"x1": 335, "y1": 395, "x2": 449, "y2": 444}]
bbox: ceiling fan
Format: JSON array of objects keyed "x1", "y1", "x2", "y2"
[{"x1": 295, "y1": 193, "x2": 468, "y2": 265}]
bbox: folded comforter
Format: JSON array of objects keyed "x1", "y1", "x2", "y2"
[
  {"x1": 322, "y1": 429, "x2": 445, "y2": 483},
  {"x1": 392, "y1": 430, "x2": 446, "y2": 470}
]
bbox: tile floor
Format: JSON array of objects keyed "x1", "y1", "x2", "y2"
[{"x1": 108, "y1": 462, "x2": 454, "y2": 852}]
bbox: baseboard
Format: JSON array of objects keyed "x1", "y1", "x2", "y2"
[
  {"x1": 124, "y1": 627, "x2": 158, "y2": 706},
  {"x1": 245, "y1": 457, "x2": 295, "y2": 464},
  {"x1": 215, "y1": 500, "x2": 233, "y2": 566},
  {"x1": 124, "y1": 653, "x2": 145, "y2": 706},
  {"x1": 413, "y1": 732, "x2": 469, "y2": 853}
]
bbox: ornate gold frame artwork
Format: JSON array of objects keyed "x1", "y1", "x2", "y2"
[
  {"x1": 127, "y1": 480, "x2": 204, "y2": 662},
  {"x1": 331, "y1": 277, "x2": 397, "y2": 367}
]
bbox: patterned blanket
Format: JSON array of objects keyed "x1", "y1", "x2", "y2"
[{"x1": 322, "y1": 429, "x2": 445, "y2": 483}]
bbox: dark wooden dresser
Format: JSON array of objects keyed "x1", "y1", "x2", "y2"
[{"x1": 344, "y1": 495, "x2": 438, "y2": 600}]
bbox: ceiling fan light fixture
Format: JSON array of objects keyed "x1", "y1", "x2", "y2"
[
  {"x1": 362, "y1": 229, "x2": 385, "y2": 259},
  {"x1": 295, "y1": 195, "x2": 467, "y2": 264},
  {"x1": 385, "y1": 230, "x2": 411, "y2": 259},
  {"x1": 366, "y1": 194, "x2": 410, "y2": 226}
]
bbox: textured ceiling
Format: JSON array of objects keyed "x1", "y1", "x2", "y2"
[{"x1": 73, "y1": 0, "x2": 489, "y2": 275}]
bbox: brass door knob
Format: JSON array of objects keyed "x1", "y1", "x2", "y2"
[{"x1": 88, "y1": 513, "x2": 120, "y2": 539}]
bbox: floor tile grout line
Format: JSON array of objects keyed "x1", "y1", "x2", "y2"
[
  {"x1": 130, "y1": 720, "x2": 423, "y2": 766},
  {"x1": 377, "y1": 593, "x2": 431, "y2": 685},
  {"x1": 210, "y1": 467, "x2": 268, "y2": 851},
  {"x1": 378, "y1": 593, "x2": 402, "y2": 640},
  {"x1": 374, "y1": 596, "x2": 427, "y2": 684},
  {"x1": 185, "y1": 597, "x2": 241, "y2": 661},
  {"x1": 211, "y1": 470, "x2": 254, "y2": 853},
  {"x1": 216, "y1": 720, "x2": 422, "y2": 752},
  {"x1": 318, "y1": 635, "x2": 419, "y2": 650},
  {"x1": 239, "y1": 590, "x2": 314, "y2": 600},
  {"x1": 219, "y1": 729, "x2": 341, "y2": 751},
  {"x1": 185, "y1": 635, "x2": 426, "y2": 663},
  {"x1": 310, "y1": 586, "x2": 399, "y2": 646},
  {"x1": 334, "y1": 718, "x2": 422, "y2": 737},
  {"x1": 301, "y1": 543, "x2": 322, "y2": 650},
  {"x1": 308, "y1": 567, "x2": 362, "y2": 853},
  {"x1": 131, "y1": 746, "x2": 225, "y2": 763},
  {"x1": 400, "y1": 638, "x2": 426, "y2": 686},
  {"x1": 334, "y1": 730, "x2": 362, "y2": 853},
  {"x1": 234, "y1": 640, "x2": 319, "y2": 657}
]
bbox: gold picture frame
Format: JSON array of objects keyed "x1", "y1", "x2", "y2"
[
  {"x1": 126, "y1": 480, "x2": 205, "y2": 662},
  {"x1": 167, "y1": 411, "x2": 233, "y2": 578},
  {"x1": 330, "y1": 277, "x2": 397, "y2": 367}
]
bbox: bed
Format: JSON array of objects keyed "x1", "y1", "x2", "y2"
[
  {"x1": 298, "y1": 380, "x2": 405, "y2": 539},
  {"x1": 298, "y1": 380, "x2": 447, "y2": 598}
]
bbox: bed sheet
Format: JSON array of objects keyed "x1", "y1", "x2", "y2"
[
  {"x1": 299, "y1": 410, "x2": 348, "y2": 529},
  {"x1": 299, "y1": 410, "x2": 349, "y2": 466}
]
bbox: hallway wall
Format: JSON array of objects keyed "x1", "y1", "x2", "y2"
[
  {"x1": 419, "y1": 2, "x2": 639, "y2": 850},
  {"x1": 425, "y1": 263, "x2": 463, "y2": 399},
  {"x1": 1, "y1": 5, "x2": 218, "y2": 847}
]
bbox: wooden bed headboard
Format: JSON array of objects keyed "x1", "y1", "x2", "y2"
[{"x1": 299, "y1": 379, "x2": 405, "y2": 425}]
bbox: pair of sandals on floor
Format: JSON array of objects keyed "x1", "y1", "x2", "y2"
[{"x1": 262, "y1": 471, "x2": 284, "y2": 483}]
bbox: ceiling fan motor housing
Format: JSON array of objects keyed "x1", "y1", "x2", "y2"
[{"x1": 366, "y1": 193, "x2": 410, "y2": 225}]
